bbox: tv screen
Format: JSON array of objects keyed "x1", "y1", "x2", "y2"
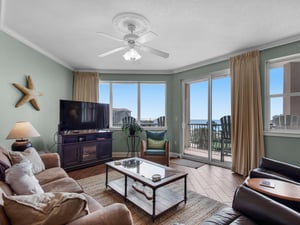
[{"x1": 59, "y1": 100, "x2": 109, "y2": 132}]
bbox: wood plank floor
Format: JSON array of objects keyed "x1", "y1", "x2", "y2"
[{"x1": 68, "y1": 159, "x2": 245, "y2": 206}]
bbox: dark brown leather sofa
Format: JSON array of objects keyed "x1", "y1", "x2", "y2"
[{"x1": 201, "y1": 184, "x2": 300, "y2": 225}]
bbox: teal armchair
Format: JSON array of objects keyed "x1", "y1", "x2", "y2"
[{"x1": 140, "y1": 131, "x2": 169, "y2": 166}]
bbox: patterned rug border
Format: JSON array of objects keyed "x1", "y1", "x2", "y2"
[{"x1": 77, "y1": 172, "x2": 226, "y2": 225}]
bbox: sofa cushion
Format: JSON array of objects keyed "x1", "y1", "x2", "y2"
[
  {"x1": 39, "y1": 153, "x2": 61, "y2": 169},
  {"x1": 200, "y1": 207, "x2": 257, "y2": 225},
  {"x1": 0, "y1": 182, "x2": 12, "y2": 225},
  {"x1": 0, "y1": 160, "x2": 9, "y2": 182},
  {"x1": 5, "y1": 160, "x2": 44, "y2": 195},
  {"x1": 0, "y1": 181, "x2": 14, "y2": 200},
  {"x1": 35, "y1": 167, "x2": 68, "y2": 185},
  {"x1": 41, "y1": 177, "x2": 83, "y2": 193},
  {"x1": 0, "y1": 146, "x2": 12, "y2": 167},
  {"x1": 9, "y1": 147, "x2": 45, "y2": 174},
  {"x1": 3, "y1": 192, "x2": 89, "y2": 225},
  {"x1": 81, "y1": 193, "x2": 103, "y2": 213},
  {"x1": 0, "y1": 205, "x2": 9, "y2": 225},
  {"x1": 233, "y1": 185, "x2": 300, "y2": 225}
]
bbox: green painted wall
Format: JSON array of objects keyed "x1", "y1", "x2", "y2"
[{"x1": 0, "y1": 31, "x2": 73, "y2": 151}]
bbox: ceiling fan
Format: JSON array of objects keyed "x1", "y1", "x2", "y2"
[{"x1": 97, "y1": 23, "x2": 169, "y2": 61}]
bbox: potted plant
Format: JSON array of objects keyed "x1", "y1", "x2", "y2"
[{"x1": 122, "y1": 122, "x2": 143, "y2": 136}]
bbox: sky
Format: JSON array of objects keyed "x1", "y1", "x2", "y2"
[
  {"x1": 269, "y1": 67, "x2": 283, "y2": 117},
  {"x1": 99, "y1": 83, "x2": 165, "y2": 120},
  {"x1": 190, "y1": 76, "x2": 231, "y2": 121}
]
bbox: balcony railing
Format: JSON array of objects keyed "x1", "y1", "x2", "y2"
[{"x1": 187, "y1": 123, "x2": 224, "y2": 151}]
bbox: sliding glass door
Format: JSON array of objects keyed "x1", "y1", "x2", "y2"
[
  {"x1": 211, "y1": 76, "x2": 231, "y2": 165},
  {"x1": 183, "y1": 71, "x2": 231, "y2": 167}
]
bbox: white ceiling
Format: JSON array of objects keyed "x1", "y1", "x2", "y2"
[{"x1": 2, "y1": 0, "x2": 300, "y2": 74}]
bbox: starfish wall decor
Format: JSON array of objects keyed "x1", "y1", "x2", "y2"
[{"x1": 13, "y1": 75, "x2": 43, "y2": 111}]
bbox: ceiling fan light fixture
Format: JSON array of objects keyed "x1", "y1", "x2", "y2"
[{"x1": 123, "y1": 49, "x2": 141, "y2": 61}]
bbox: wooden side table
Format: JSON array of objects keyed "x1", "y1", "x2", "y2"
[{"x1": 245, "y1": 178, "x2": 300, "y2": 202}]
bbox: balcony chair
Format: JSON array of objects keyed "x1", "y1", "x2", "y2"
[
  {"x1": 122, "y1": 116, "x2": 136, "y2": 125},
  {"x1": 220, "y1": 115, "x2": 231, "y2": 162},
  {"x1": 140, "y1": 130, "x2": 169, "y2": 166},
  {"x1": 157, "y1": 116, "x2": 166, "y2": 127}
]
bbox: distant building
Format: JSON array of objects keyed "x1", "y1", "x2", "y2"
[{"x1": 112, "y1": 108, "x2": 131, "y2": 126}]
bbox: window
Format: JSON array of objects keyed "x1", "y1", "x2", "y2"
[
  {"x1": 266, "y1": 55, "x2": 300, "y2": 134},
  {"x1": 99, "y1": 82, "x2": 166, "y2": 128}
]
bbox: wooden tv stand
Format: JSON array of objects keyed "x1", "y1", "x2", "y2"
[{"x1": 58, "y1": 130, "x2": 112, "y2": 171}]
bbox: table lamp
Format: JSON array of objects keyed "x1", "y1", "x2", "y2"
[{"x1": 6, "y1": 121, "x2": 40, "y2": 151}]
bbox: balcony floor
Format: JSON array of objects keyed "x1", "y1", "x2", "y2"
[{"x1": 184, "y1": 147, "x2": 232, "y2": 164}]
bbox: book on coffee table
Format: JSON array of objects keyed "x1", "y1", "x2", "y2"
[{"x1": 259, "y1": 180, "x2": 275, "y2": 188}]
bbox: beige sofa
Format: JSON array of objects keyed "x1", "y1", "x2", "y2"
[{"x1": 0, "y1": 148, "x2": 133, "y2": 225}]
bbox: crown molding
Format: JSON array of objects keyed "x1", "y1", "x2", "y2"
[
  {"x1": 2, "y1": 26, "x2": 74, "y2": 71},
  {"x1": 76, "y1": 68, "x2": 174, "y2": 75}
]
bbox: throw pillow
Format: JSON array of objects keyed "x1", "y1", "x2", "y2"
[
  {"x1": 9, "y1": 147, "x2": 45, "y2": 174},
  {"x1": 147, "y1": 138, "x2": 165, "y2": 149},
  {"x1": 0, "y1": 144, "x2": 12, "y2": 166},
  {"x1": 3, "y1": 192, "x2": 89, "y2": 225},
  {"x1": 0, "y1": 160, "x2": 10, "y2": 181},
  {"x1": 146, "y1": 130, "x2": 166, "y2": 140},
  {"x1": 5, "y1": 160, "x2": 44, "y2": 195}
]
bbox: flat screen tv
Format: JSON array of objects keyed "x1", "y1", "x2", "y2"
[{"x1": 59, "y1": 100, "x2": 109, "y2": 132}]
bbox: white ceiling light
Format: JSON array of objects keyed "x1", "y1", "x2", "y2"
[
  {"x1": 97, "y1": 12, "x2": 169, "y2": 61},
  {"x1": 123, "y1": 48, "x2": 141, "y2": 61}
]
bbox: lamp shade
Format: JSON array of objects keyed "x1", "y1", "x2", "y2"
[{"x1": 6, "y1": 121, "x2": 40, "y2": 140}]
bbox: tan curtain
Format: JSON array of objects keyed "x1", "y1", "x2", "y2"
[
  {"x1": 73, "y1": 72, "x2": 99, "y2": 102},
  {"x1": 230, "y1": 50, "x2": 264, "y2": 176}
]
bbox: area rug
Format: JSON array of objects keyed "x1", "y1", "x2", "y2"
[
  {"x1": 172, "y1": 158, "x2": 205, "y2": 169},
  {"x1": 77, "y1": 172, "x2": 226, "y2": 225}
]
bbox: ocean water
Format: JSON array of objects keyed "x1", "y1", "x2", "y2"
[{"x1": 190, "y1": 119, "x2": 220, "y2": 124}]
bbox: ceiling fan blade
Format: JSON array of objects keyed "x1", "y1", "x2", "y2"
[
  {"x1": 96, "y1": 32, "x2": 123, "y2": 42},
  {"x1": 139, "y1": 45, "x2": 169, "y2": 58},
  {"x1": 136, "y1": 31, "x2": 157, "y2": 44},
  {"x1": 98, "y1": 46, "x2": 127, "y2": 57}
]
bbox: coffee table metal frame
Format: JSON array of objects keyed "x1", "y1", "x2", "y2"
[{"x1": 105, "y1": 157, "x2": 188, "y2": 221}]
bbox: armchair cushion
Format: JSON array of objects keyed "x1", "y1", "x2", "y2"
[
  {"x1": 144, "y1": 149, "x2": 166, "y2": 156},
  {"x1": 146, "y1": 130, "x2": 166, "y2": 140},
  {"x1": 147, "y1": 138, "x2": 165, "y2": 149}
]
